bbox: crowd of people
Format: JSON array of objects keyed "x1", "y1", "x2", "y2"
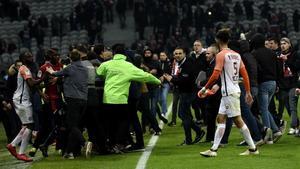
[
  {"x1": 0, "y1": 0, "x2": 300, "y2": 163},
  {"x1": 0, "y1": 26, "x2": 300, "y2": 161}
]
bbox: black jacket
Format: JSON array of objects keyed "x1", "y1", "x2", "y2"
[
  {"x1": 189, "y1": 51, "x2": 208, "y2": 74},
  {"x1": 240, "y1": 40, "x2": 258, "y2": 87},
  {"x1": 251, "y1": 34, "x2": 278, "y2": 84},
  {"x1": 171, "y1": 57, "x2": 197, "y2": 93},
  {"x1": 252, "y1": 48, "x2": 278, "y2": 84},
  {"x1": 277, "y1": 50, "x2": 300, "y2": 89}
]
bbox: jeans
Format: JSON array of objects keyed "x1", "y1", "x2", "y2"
[
  {"x1": 149, "y1": 87, "x2": 160, "y2": 117},
  {"x1": 288, "y1": 88, "x2": 299, "y2": 128},
  {"x1": 159, "y1": 83, "x2": 170, "y2": 115},
  {"x1": 258, "y1": 81, "x2": 279, "y2": 132},
  {"x1": 178, "y1": 93, "x2": 201, "y2": 144},
  {"x1": 240, "y1": 85, "x2": 262, "y2": 141}
]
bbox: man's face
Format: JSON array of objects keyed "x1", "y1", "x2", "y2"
[
  {"x1": 205, "y1": 47, "x2": 214, "y2": 61},
  {"x1": 265, "y1": 40, "x2": 270, "y2": 48},
  {"x1": 144, "y1": 50, "x2": 152, "y2": 58},
  {"x1": 280, "y1": 41, "x2": 290, "y2": 52},
  {"x1": 269, "y1": 40, "x2": 278, "y2": 50},
  {"x1": 193, "y1": 41, "x2": 202, "y2": 53},
  {"x1": 15, "y1": 61, "x2": 22, "y2": 70},
  {"x1": 173, "y1": 49, "x2": 185, "y2": 61},
  {"x1": 25, "y1": 52, "x2": 34, "y2": 63},
  {"x1": 159, "y1": 52, "x2": 167, "y2": 61}
]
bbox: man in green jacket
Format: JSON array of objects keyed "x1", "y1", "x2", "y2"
[{"x1": 96, "y1": 44, "x2": 160, "y2": 153}]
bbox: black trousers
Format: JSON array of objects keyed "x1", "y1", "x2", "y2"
[
  {"x1": 64, "y1": 97, "x2": 87, "y2": 154},
  {"x1": 104, "y1": 104, "x2": 129, "y2": 146},
  {"x1": 138, "y1": 93, "x2": 161, "y2": 133},
  {"x1": 128, "y1": 98, "x2": 144, "y2": 147}
]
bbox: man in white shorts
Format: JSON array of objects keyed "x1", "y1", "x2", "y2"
[
  {"x1": 6, "y1": 52, "x2": 43, "y2": 162},
  {"x1": 198, "y1": 28, "x2": 259, "y2": 157}
]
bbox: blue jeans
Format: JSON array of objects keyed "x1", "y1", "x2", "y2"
[
  {"x1": 288, "y1": 88, "x2": 299, "y2": 128},
  {"x1": 159, "y1": 83, "x2": 170, "y2": 115},
  {"x1": 258, "y1": 81, "x2": 279, "y2": 132},
  {"x1": 149, "y1": 87, "x2": 160, "y2": 117},
  {"x1": 240, "y1": 85, "x2": 262, "y2": 141}
]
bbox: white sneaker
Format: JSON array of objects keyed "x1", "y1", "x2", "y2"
[
  {"x1": 273, "y1": 131, "x2": 282, "y2": 143},
  {"x1": 200, "y1": 149, "x2": 217, "y2": 157},
  {"x1": 239, "y1": 149, "x2": 259, "y2": 156},
  {"x1": 264, "y1": 128, "x2": 273, "y2": 144},
  {"x1": 288, "y1": 128, "x2": 296, "y2": 135},
  {"x1": 279, "y1": 120, "x2": 287, "y2": 134},
  {"x1": 85, "y1": 142, "x2": 93, "y2": 158},
  {"x1": 255, "y1": 139, "x2": 265, "y2": 146}
]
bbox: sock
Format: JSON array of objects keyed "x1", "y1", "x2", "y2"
[
  {"x1": 211, "y1": 123, "x2": 226, "y2": 151},
  {"x1": 19, "y1": 128, "x2": 32, "y2": 154},
  {"x1": 11, "y1": 127, "x2": 26, "y2": 147},
  {"x1": 240, "y1": 124, "x2": 256, "y2": 150}
]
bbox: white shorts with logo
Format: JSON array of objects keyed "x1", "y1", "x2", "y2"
[
  {"x1": 13, "y1": 100, "x2": 34, "y2": 124},
  {"x1": 218, "y1": 93, "x2": 241, "y2": 118}
]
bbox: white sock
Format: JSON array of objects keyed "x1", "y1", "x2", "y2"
[
  {"x1": 211, "y1": 123, "x2": 226, "y2": 151},
  {"x1": 11, "y1": 127, "x2": 26, "y2": 147},
  {"x1": 240, "y1": 124, "x2": 256, "y2": 150},
  {"x1": 19, "y1": 128, "x2": 32, "y2": 154}
]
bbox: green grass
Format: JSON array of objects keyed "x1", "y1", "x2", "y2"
[{"x1": 1, "y1": 98, "x2": 300, "y2": 169}]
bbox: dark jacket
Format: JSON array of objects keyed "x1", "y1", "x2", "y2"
[
  {"x1": 203, "y1": 58, "x2": 222, "y2": 102},
  {"x1": 277, "y1": 50, "x2": 300, "y2": 89},
  {"x1": 251, "y1": 34, "x2": 278, "y2": 84},
  {"x1": 240, "y1": 40, "x2": 258, "y2": 87},
  {"x1": 171, "y1": 57, "x2": 197, "y2": 93},
  {"x1": 160, "y1": 59, "x2": 172, "y2": 83},
  {"x1": 142, "y1": 57, "x2": 162, "y2": 90},
  {"x1": 189, "y1": 51, "x2": 208, "y2": 75}
]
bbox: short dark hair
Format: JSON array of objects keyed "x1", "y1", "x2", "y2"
[
  {"x1": 268, "y1": 37, "x2": 279, "y2": 44},
  {"x1": 216, "y1": 28, "x2": 231, "y2": 43},
  {"x1": 45, "y1": 48, "x2": 58, "y2": 60},
  {"x1": 19, "y1": 51, "x2": 32, "y2": 62},
  {"x1": 112, "y1": 43, "x2": 125, "y2": 55},
  {"x1": 69, "y1": 50, "x2": 81, "y2": 62},
  {"x1": 93, "y1": 44, "x2": 104, "y2": 56},
  {"x1": 174, "y1": 46, "x2": 186, "y2": 54}
]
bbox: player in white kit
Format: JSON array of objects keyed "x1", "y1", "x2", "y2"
[{"x1": 198, "y1": 28, "x2": 259, "y2": 157}]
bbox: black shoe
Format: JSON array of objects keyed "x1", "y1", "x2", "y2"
[
  {"x1": 160, "y1": 115, "x2": 168, "y2": 124},
  {"x1": 237, "y1": 140, "x2": 248, "y2": 146},
  {"x1": 193, "y1": 130, "x2": 205, "y2": 144},
  {"x1": 168, "y1": 121, "x2": 176, "y2": 127},
  {"x1": 124, "y1": 144, "x2": 145, "y2": 152},
  {"x1": 177, "y1": 140, "x2": 192, "y2": 146},
  {"x1": 40, "y1": 145, "x2": 49, "y2": 157}
]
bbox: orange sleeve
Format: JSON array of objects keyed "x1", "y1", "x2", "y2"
[
  {"x1": 240, "y1": 63, "x2": 250, "y2": 93},
  {"x1": 204, "y1": 69, "x2": 221, "y2": 89},
  {"x1": 19, "y1": 66, "x2": 32, "y2": 80},
  {"x1": 214, "y1": 52, "x2": 225, "y2": 71}
]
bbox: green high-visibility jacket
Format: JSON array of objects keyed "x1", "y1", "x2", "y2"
[{"x1": 96, "y1": 54, "x2": 161, "y2": 104}]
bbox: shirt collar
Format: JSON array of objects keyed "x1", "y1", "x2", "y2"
[{"x1": 113, "y1": 54, "x2": 127, "y2": 60}]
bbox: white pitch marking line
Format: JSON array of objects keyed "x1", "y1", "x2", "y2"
[{"x1": 135, "y1": 103, "x2": 173, "y2": 169}]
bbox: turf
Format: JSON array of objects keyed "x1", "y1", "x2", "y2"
[{"x1": 0, "y1": 99, "x2": 300, "y2": 169}]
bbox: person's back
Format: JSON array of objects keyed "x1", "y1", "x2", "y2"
[
  {"x1": 218, "y1": 49, "x2": 242, "y2": 96},
  {"x1": 252, "y1": 47, "x2": 277, "y2": 84}
]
